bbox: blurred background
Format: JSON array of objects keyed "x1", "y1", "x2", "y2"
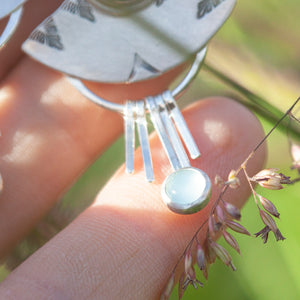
[{"x1": 1, "y1": 1, "x2": 300, "y2": 299}]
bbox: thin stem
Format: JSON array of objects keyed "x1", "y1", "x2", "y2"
[
  {"x1": 171, "y1": 223, "x2": 204, "y2": 273},
  {"x1": 253, "y1": 100, "x2": 299, "y2": 152},
  {"x1": 237, "y1": 97, "x2": 300, "y2": 173},
  {"x1": 243, "y1": 167, "x2": 259, "y2": 207},
  {"x1": 172, "y1": 184, "x2": 230, "y2": 273},
  {"x1": 204, "y1": 64, "x2": 300, "y2": 142},
  {"x1": 291, "y1": 177, "x2": 300, "y2": 184},
  {"x1": 289, "y1": 114, "x2": 300, "y2": 123},
  {"x1": 170, "y1": 99, "x2": 300, "y2": 282},
  {"x1": 212, "y1": 186, "x2": 229, "y2": 212}
]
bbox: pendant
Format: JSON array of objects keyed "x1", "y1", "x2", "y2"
[
  {"x1": 22, "y1": 0, "x2": 236, "y2": 83},
  {"x1": 122, "y1": 90, "x2": 212, "y2": 214},
  {"x1": 146, "y1": 92, "x2": 212, "y2": 214},
  {"x1": 21, "y1": 0, "x2": 237, "y2": 214},
  {"x1": 122, "y1": 91, "x2": 212, "y2": 214}
]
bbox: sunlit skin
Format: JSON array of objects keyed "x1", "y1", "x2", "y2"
[{"x1": 0, "y1": 0, "x2": 266, "y2": 299}]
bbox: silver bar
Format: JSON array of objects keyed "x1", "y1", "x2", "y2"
[
  {"x1": 146, "y1": 97, "x2": 181, "y2": 171},
  {"x1": 155, "y1": 95, "x2": 190, "y2": 168},
  {"x1": 124, "y1": 101, "x2": 135, "y2": 174},
  {"x1": 67, "y1": 48, "x2": 206, "y2": 114},
  {"x1": 163, "y1": 91, "x2": 200, "y2": 159},
  {"x1": 135, "y1": 101, "x2": 154, "y2": 182}
]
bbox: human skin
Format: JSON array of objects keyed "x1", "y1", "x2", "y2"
[{"x1": 0, "y1": 1, "x2": 266, "y2": 299}]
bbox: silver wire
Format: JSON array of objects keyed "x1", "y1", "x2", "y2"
[
  {"x1": 68, "y1": 47, "x2": 207, "y2": 114},
  {"x1": 0, "y1": 6, "x2": 23, "y2": 49}
]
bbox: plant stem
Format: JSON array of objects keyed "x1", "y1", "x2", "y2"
[{"x1": 203, "y1": 63, "x2": 300, "y2": 142}]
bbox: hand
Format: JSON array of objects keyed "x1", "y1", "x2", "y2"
[{"x1": 0, "y1": 1, "x2": 266, "y2": 299}]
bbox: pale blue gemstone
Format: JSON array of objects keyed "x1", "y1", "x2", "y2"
[{"x1": 161, "y1": 167, "x2": 211, "y2": 214}]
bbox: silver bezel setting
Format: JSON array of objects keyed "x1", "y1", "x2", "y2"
[{"x1": 161, "y1": 167, "x2": 212, "y2": 214}]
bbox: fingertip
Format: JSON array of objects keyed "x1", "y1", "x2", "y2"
[
  {"x1": 185, "y1": 96, "x2": 266, "y2": 173},
  {"x1": 0, "y1": 97, "x2": 267, "y2": 300},
  {"x1": 87, "y1": 96, "x2": 267, "y2": 297}
]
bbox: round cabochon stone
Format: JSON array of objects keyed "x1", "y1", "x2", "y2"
[{"x1": 161, "y1": 167, "x2": 211, "y2": 214}]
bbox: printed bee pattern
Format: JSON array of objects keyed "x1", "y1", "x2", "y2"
[
  {"x1": 28, "y1": 0, "x2": 226, "y2": 51},
  {"x1": 29, "y1": 17, "x2": 64, "y2": 50},
  {"x1": 61, "y1": 0, "x2": 95, "y2": 22},
  {"x1": 197, "y1": 0, "x2": 225, "y2": 19}
]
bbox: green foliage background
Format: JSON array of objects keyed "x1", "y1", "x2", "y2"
[
  {"x1": 169, "y1": 0, "x2": 300, "y2": 299},
  {"x1": 3, "y1": 1, "x2": 300, "y2": 299}
]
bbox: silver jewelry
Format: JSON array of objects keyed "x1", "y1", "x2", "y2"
[
  {"x1": 0, "y1": 1, "x2": 25, "y2": 48},
  {"x1": 68, "y1": 49, "x2": 212, "y2": 214},
  {"x1": 22, "y1": 0, "x2": 236, "y2": 214}
]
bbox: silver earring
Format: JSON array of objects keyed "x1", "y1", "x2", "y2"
[{"x1": 22, "y1": 0, "x2": 237, "y2": 214}]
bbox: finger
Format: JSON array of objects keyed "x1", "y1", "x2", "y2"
[
  {"x1": 0, "y1": 0, "x2": 63, "y2": 80},
  {"x1": 0, "y1": 56, "x2": 182, "y2": 257},
  {"x1": 0, "y1": 98, "x2": 266, "y2": 299}
]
